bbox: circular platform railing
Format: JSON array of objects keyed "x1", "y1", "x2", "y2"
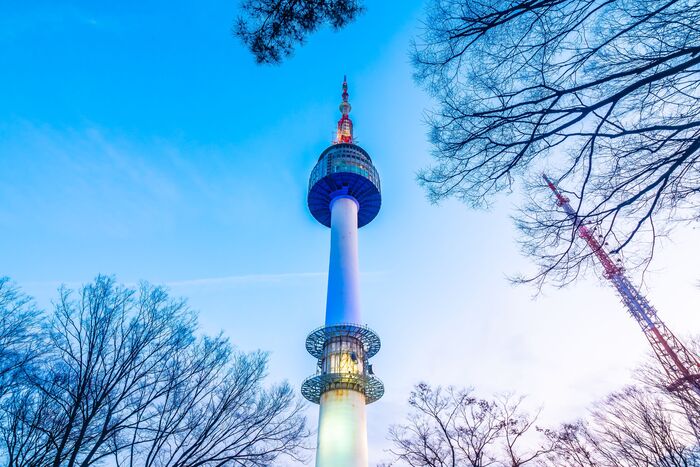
[
  {"x1": 301, "y1": 372, "x2": 384, "y2": 404},
  {"x1": 305, "y1": 323, "x2": 381, "y2": 359}
]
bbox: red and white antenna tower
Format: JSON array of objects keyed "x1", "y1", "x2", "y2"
[
  {"x1": 334, "y1": 75, "x2": 354, "y2": 144},
  {"x1": 543, "y1": 174, "x2": 700, "y2": 436}
]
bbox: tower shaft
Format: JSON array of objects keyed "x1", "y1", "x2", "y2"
[
  {"x1": 326, "y1": 197, "x2": 362, "y2": 326},
  {"x1": 544, "y1": 175, "x2": 700, "y2": 436},
  {"x1": 317, "y1": 196, "x2": 368, "y2": 466}
]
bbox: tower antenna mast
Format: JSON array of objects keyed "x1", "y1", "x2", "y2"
[{"x1": 543, "y1": 174, "x2": 700, "y2": 437}]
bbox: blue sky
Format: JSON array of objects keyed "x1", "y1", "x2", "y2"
[{"x1": 3, "y1": 1, "x2": 700, "y2": 465}]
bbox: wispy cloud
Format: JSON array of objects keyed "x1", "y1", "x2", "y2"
[
  {"x1": 16, "y1": 270, "x2": 387, "y2": 293},
  {"x1": 166, "y1": 272, "x2": 327, "y2": 288},
  {"x1": 166, "y1": 270, "x2": 388, "y2": 288},
  {"x1": 0, "y1": 5, "x2": 108, "y2": 40}
]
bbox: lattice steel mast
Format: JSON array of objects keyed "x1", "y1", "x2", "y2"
[{"x1": 544, "y1": 175, "x2": 700, "y2": 436}]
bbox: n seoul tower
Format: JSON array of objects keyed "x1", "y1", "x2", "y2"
[{"x1": 301, "y1": 77, "x2": 384, "y2": 466}]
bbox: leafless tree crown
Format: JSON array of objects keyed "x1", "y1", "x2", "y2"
[
  {"x1": 388, "y1": 378, "x2": 700, "y2": 467},
  {"x1": 413, "y1": 0, "x2": 700, "y2": 285},
  {"x1": 235, "y1": 0, "x2": 365, "y2": 64},
  {"x1": 0, "y1": 278, "x2": 41, "y2": 401},
  {"x1": 542, "y1": 386, "x2": 699, "y2": 466},
  {"x1": 387, "y1": 383, "x2": 552, "y2": 466},
  {"x1": 0, "y1": 276, "x2": 309, "y2": 467}
]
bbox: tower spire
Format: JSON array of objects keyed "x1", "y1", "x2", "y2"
[{"x1": 335, "y1": 76, "x2": 354, "y2": 144}]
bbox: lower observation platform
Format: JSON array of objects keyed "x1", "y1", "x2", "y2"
[
  {"x1": 302, "y1": 372, "x2": 384, "y2": 404},
  {"x1": 302, "y1": 323, "x2": 384, "y2": 405}
]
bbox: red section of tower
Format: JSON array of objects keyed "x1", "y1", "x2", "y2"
[
  {"x1": 335, "y1": 76, "x2": 354, "y2": 144},
  {"x1": 543, "y1": 174, "x2": 700, "y2": 402}
]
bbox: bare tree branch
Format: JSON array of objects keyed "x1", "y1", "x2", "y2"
[
  {"x1": 0, "y1": 276, "x2": 310, "y2": 467},
  {"x1": 388, "y1": 383, "x2": 552, "y2": 467},
  {"x1": 235, "y1": 0, "x2": 365, "y2": 64},
  {"x1": 414, "y1": 0, "x2": 700, "y2": 287}
]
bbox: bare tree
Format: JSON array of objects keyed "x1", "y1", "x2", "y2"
[
  {"x1": 388, "y1": 383, "x2": 551, "y2": 467},
  {"x1": 1, "y1": 388, "x2": 60, "y2": 467},
  {"x1": 497, "y1": 395, "x2": 551, "y2": 466},
  {"x1": 235, "y1": 0, "x2": 365, "y2": 64},
  {"x1": 0, "y1": 277, "x2": 41, "y2": 401},
  {"x1": 0, "y1": 276, "x2": 309, "y2": 467},
  {"x1": 633, "y1": 335, "x2": 700, "y2": 442},
  {"x1": 542, "y1": 386, "x2": 699, "y2": 466},
  {"x1": 413, "y1": 0, "x2": 700, "y2": 285}
]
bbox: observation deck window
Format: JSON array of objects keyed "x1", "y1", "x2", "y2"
[{"x1": 321, "y1": 336, "x2": 364, "y2": 376}]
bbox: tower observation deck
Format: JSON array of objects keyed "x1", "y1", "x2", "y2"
[{"x1": 302, "y1": 77, "x2": 383, "y2": 467}]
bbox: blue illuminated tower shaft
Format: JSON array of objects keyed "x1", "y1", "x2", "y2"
[
  {"x1": 302, "y1": 78, "x2": 384, "y2": 467},
  {"x1": 544, "y1": 175, "x2": 700, "y2": 436},
  {"x1": 326, "y1": 196, "x2": 362, "y2": 325}
]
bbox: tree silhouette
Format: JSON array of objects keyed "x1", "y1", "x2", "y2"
[
  {"x1": 0, "y1": 277, "x2": 309, "y2": 467},
  {"x1": 235, "y1": 0, "x2": 364, "y2": 64},
  {"x1": 412, "y1": 0, "x2": 700, "y2": 285},
  {"x1": 388, "y1": 383, "x2": 552, "y2": 466},
  {"x1": 0, "y1": 278, "x2": 41, "y2": 402},
  {"x1": 542, "y1": 386, "x2": 699, "y2": 466}
]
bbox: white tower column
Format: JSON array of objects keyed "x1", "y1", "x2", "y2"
[
  {"x1": 316, "y1": 390, "x2": 368, "y2": 467},
  {"x1": 316, "y1": 195, "x2": 368, "y2": 467},
  {"x1": 326, "y1": 195, "x2": 362, "y2": 326}
]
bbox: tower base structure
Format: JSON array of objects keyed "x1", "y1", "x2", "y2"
[{"x1": 316, "y1": 390, "x2": 368, "y2": 467}]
